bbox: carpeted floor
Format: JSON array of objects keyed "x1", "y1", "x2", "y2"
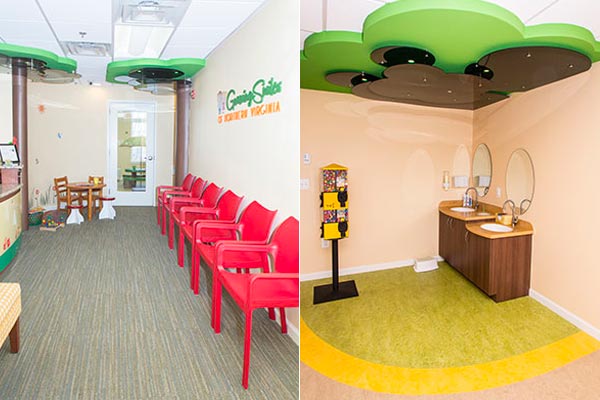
[{"x1": 0, "y1": 207, "x2": 298, "y2": 400}]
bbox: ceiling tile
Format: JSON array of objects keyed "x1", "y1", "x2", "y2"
[
  {"x1": 37, "y1": 0, "x2": 112, "y2": 23},
  {"x1": 300, "y1": 29, "x2": 312, "y2": 49},
  {"x1": 326, "y1": 0, "x2": 384, "y2": 31},
  {"x1": 168, "y1": 26, "x2": 229, "y2": 47},
  {"x1": 179, "y1": 1, "x2": 264, "y2": 28},
  {"x1": 301, "y1": 0, "x2": 322, "y2": 32},
  {"x1": 0, "y1": 21, "x2": 57, "y2": 43},
  {"x1": 486, "y1": 0, "x2": 558, "y2": 23},
  {"x1": 50, "y1": 22, "x2": 112, "y2": 43},
  {"x1": 526, "y1": 0, "x2": 600, "y2": 39},
  {"x1": 161, "y1": 45, "x2": 213, "y2": 58},
  {"x1": 0, "y1": 0, "x2": 46, "y2": 22}
]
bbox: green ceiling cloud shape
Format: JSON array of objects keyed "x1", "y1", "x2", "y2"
[
  {"x1": 106, "y1": 58, "x2": 206, "y2": 84},
  {"x1": 0, "y1": 43, "x2": 77, "y2": 73},
  {"x1": 301, "y1": 0, "x2": 600, "y2": 95}
]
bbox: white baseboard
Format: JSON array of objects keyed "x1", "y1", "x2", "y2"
[
  {"x1": 268, "y1": 309, "x2": 299, "y2": 346},
  {"x1": 300, "y1": 256, "x2": 444, "y2": 282},
  {"x1": 530, "y1": 289, "x2": 600, "y2": 341}
]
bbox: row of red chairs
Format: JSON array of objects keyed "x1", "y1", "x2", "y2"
[{"x1": 155, "y1": 173, "x2": 299, "y2": 389}]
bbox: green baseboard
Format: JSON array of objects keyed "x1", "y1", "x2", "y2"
[{"x1": 0, "y1": 235, "x2": 22, "y2": 273}]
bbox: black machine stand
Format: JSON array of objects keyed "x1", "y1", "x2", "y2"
[{"x1": 313, "y1": 239, "x2": 359, "y2": 304}]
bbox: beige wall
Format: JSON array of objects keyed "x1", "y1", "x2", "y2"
[
  {"x1": 301, "y1": 89, "x2": 473, "y2": 275},
  {"x1": 0, "y1": 74, "x2": 11, "y2": 143},
  {"x1": 474, "y1": 64, "x2": 600, "y2": 329},
  {"x1": 27, "y1": 83, "x2": 174, "y2": 207},
  {"x1": 189, "y1": 0, "x2": 300, "y2": 335}
]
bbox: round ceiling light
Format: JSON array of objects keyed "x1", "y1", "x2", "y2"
[{"x1": 371, "y1": 46, "x2": 436, "y2": 67}]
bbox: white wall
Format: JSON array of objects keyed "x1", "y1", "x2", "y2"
[
  {"x1": 189, "y1": 0, "x2": 299, "y2": 219},
  {"x1": 27, "y1": 83, "x2": 174, "y2": 207},
  {"x1": 188, "y1": 0, "x2": 299, "y2": 338},
  {"x1": 0, "y1": 74, "x2": 11, "y2": 143}
]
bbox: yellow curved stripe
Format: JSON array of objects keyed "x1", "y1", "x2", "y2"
[{"x1": 300, "y1": 318, "x2": 600, "y2": 395}]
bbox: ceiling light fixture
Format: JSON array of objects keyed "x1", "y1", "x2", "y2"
[
  {"x1": 61, "y1": 41, "x2": 111, "y2": 57},
  {"x1": 113, "y1": 0, "x2": 191, "y2": 58}
]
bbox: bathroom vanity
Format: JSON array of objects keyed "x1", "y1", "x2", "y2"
[{"x1": 438, "y1": 201, "x2": 533, "y2": 302}]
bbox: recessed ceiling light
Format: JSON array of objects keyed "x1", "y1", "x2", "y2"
[
  {"x1": 447, "y1": 89, "x2": 452, "y2": 94},
  {"x1": 61, "y1": 41, "x2": 111, "y2": 57}
]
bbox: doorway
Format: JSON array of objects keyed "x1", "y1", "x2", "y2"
[{"x1": 108, "y1": 101, "x2": 156, "y2": 206}]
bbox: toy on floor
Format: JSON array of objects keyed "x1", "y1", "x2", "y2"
[{"x1": 40, "y1": 211, "x2": 66, "y2": 232}]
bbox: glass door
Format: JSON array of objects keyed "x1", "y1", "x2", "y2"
[{"x1": 108, "y1": 101, "x2": 156, "y2": 206}]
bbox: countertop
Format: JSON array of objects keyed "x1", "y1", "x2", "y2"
[
  {"x1": 0, "y1": 184, "x2": 22, "y2": 202},
  {"x1": 439, "y1": 200, "x2": 534, "y2": 239}
]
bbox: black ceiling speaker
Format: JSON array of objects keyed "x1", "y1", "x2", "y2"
[
  {"x1": 371, "y1": 46, "x2": 435, "y2": 67},
  {"x1": 128, "y1": 67, "x2": 184, "y2": 83},
  {"x1": 464, "y1": 63, "x2": 494, "y2": 80}
]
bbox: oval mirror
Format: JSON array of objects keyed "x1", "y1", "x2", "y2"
[
  {"x1": 506, "y1": 148, "x2": 535, "y2": 214},
  {"x1": 472, "y1": 143, "x2": 492, "y2": 196}
]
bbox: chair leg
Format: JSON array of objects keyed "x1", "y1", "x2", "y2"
[
  {"x1": 9, "y1": 317, "x2": 19, "y2": 353},
  {"x1": 168, "y1": 216, "x2": 175, "y2": 249},
  {"x1": 177, "y1": 229, "x2": 185, "y2": 267},
  {"x1": 212, "y1": 273, "x2": 223, "y2": 333},
  {"x1": 157, "y1": 201, "x2": 161, "y2": 225},
  {"x1": 279, "y1": 308, "x2": 287, "y2": 334},
  {"x1": 242, "y1": 311, "x2": 253, "y2": 389},
  {"x1": 191, "y1": 248, "x2": 199, "y2": 295},
  {"x1": 268, "y1": 308, "x2": 275, "y2": 320},
  {"x1": 161, "y1": 206, "x2": 167, "y2": 235}
]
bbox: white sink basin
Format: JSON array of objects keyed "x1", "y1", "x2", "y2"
[
  {"x1": 480, "y1": 223, "x2": 513, "y2": 233},
  {"x1": 450, "y1": 207, "x2": 475, "y2": 212}
]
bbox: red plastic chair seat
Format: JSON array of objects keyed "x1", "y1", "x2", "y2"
[
  {"x1": 198, "y1": 242, "x2": 266, "y2": 271},
  {"x1": 220, "y1": 272, "x2": 298, "y2": 306}
]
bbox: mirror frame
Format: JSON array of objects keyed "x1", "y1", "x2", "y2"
[
  {"x1": 505, "y1": 148, "x2": 535, "y2": 215},
  {"x1": 472, "y1": 143, "x2": 492, "y2": 196}
]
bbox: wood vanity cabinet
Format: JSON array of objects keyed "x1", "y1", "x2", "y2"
[{"x1": 439, "y1": 212, "x2": 532, "y2": 302}]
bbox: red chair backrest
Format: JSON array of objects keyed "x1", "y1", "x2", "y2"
[
  {"x1": 200, "y1": 183, "x2": 221, "y2": 208},
  {"x1": 182, "y1": 173, "x2": 195, "y2": 191},
  {"x1": 238, "y1": 201, "x2": 277, "y2": 241},
  {"x1": 189, "y1": 178, "x2": 205, "y2": 198},
  {"x1": 270, "y1": 217, "x2": 299, "y2": 274},
  {"x1": 215, "y1": 190, "x2": 243, "y2": 221}
]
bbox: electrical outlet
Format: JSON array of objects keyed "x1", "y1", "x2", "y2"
[
  {"x1": 321, "y1": 238, "x2": 330, "y2": 248},
  {"x1": 300, "y1": 178, "x2": 310, "y2": 190},
  {"x1": 496, "y1": 187, "x2": 502, "y2": 198},
  {"x1": 303, "y1": 153, "x2": 311, "y2": 164}
]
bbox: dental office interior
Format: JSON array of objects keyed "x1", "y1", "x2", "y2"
[
  {"x1": 0, "y1": 0, "x2": 299, "y2": 398},
  {"x1": 299, "y1": 1, "x2": 600, "y2": 399}
]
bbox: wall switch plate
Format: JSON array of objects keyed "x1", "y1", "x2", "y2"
[
  {"x1": 300, "y1": 178, "x2": 310, "y2": 190},
  {"x1": 496, "y1": 187, "x2": 502, "y2": 198},
  {"x1": 303, "y1": 153, "x2": 311, "y2": 164},
  {"x1": 321, "y1": 238, "x2": 330, "y2": 248}
]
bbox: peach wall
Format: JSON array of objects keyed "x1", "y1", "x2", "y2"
[
  {"x1": 0, "y1": 74, "x2": 11, "y2": 142},
  {"x1": 301, "y1": 89, "x2": 473, "y2": 275},
  {"x1": 474, "y1": 64, "x2": 600, "y2": 329}
]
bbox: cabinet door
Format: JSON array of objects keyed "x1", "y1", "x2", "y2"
[
  {"x1": 466, "y1": 231, "x2": 492, "y2": 294},
  {"x1": 438, "y1": 213, "x2": 452, "y2": 262},
  {"x1": 450, "y1": 218, "x2": 468, "y2": 273}
]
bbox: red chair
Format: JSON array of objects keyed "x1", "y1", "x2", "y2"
[
  {"x1": 156, "y1": 173, "x2": 195, "y2": 225},
  {"x1": 212, "y1": 217, "x2": 299, "y2": 389},
  {"x1": 161, "y1": 178, "x2": 205, "y2": 235},
  {"x1": 176, "y1": 190, "x2": 244, "y2": 268},
  {"x1": 167, "y1": 183, "x2": 222, "y2": 249},
  {"x1": 191, "y1": 201, "x2": 277, "y2": 296}
]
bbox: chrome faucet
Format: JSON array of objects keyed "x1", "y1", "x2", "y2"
[
  {"x1": 502, "y1": 199, "x2": 518, "y2": 226},
  {"x1": 465, "y1": 187, "x2": 479, "y2": 210}
]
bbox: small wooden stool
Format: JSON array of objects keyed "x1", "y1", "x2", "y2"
[
  {"x1": 98, "y1": 196, "x2": 116, "y2": 220},
  {"x1": 66, "y1": 204, "x2": 84, "y2": 225}
]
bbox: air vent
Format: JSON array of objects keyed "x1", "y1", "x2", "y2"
[{"x1": 61, "y1": 42, "x2": 111, "y2": 57}]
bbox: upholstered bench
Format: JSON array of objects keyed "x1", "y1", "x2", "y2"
[{"x1": 0, "y1": 283, "x2": 21, "y2": 353}]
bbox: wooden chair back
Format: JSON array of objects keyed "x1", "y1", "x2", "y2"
[{"x1": 54, "y1": 176, "x2": 68, "y2": 197}]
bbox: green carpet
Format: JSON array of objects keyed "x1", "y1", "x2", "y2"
[
  {"x1": 0, "y1": 207, "x2": 298, "y2": 399},
  {"x1": 301, "y1": 263, "x2": 577, "y2": 368}
]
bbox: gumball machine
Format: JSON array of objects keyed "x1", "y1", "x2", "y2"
[{"x1": 313, "y1": 163, "x2": 359, "y2": 304}]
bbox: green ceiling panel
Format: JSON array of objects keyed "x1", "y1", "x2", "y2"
[
  {"x1": 106, "y1": 58, "x2": 206, "y2": 84},
  {"x1": 0, "y1": 43, "x2": 77, "y2": 72},
  {"x1": 301, "y1": 0, "x2": 600, "y2": 93}
]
